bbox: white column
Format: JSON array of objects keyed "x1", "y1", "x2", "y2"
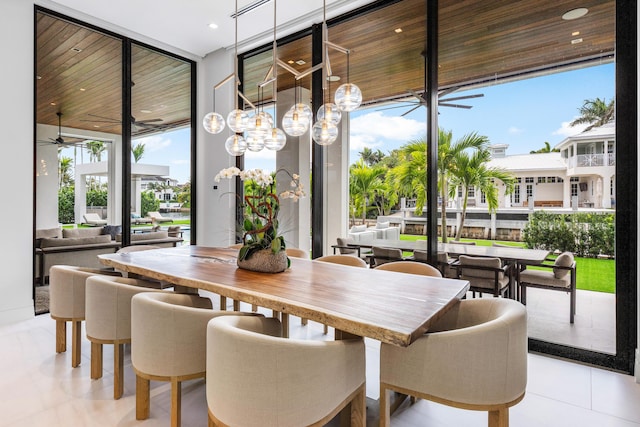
[
  {"x1": 324, "y1": 115, "x2": 350, "y2": 256},
  {"x1": 275, "y1": 88, "x2": 311, "y2": 253}
]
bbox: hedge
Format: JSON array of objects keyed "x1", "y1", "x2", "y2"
[{"x1": 523, "y1": 211, "x2": 614, "y2": 257}]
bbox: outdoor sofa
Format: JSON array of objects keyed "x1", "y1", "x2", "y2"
[{"x1": 35, "y1": 226, "x2": 182, "y2": 284}]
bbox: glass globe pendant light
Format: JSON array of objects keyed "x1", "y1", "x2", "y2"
[
  {"x1": 312, "y1": 118, "x2": 338, "y2": 145},
  {"x1": 227, "y1": 109, "x2": 249, "y2": 133},
  {"x1": 316, "y1": 102, "x2": 342, "y2": 125},
  {"x1": 202, "y1": 111, "x2": 225, "y2": 134},
  {"x1": 282, "y1": 107, "x2": 308, "y2": 136},
  {"x1": 225, "y1": 134, "x2": 247, "y2": 156},
  {"x1": 335, "y1": 82, "x2": 362, "y2": 112},
  {"x1": 264, "y1": 127, "x2": 287, "y2": 151}
]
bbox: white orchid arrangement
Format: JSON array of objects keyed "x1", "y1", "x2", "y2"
[{"x1": 215, "y1": 167, "x2": 305, "y2": 262}]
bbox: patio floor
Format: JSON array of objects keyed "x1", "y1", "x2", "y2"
[{"x1": 522, "y1": 287, "x2": 615, "y2": 354}]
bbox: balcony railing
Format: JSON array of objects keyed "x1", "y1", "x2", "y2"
[{"x1": 576, "y1": 154, "x2": 604, "y2": 167}]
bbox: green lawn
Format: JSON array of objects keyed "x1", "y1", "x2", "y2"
[{"x1": 399, "y1": 234, "x2": 615, "y2": 294}]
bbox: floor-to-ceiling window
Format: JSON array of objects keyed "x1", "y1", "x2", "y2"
[{"x1": 34, "y1": 8, "x2": 196, "y2": 286}]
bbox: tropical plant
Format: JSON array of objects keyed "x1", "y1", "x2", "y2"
[
  {"x1": 58, "y1": 156, "x2": 74, "y2": 189},
  {"x1": 437, "y1": 129, "x2": 488, "y2": 243},
  {"x1": 349, "y1": 159, "x2": 385, "y2": 222},
  {"x1": 132, "y1": 143, "x2": 145, "y2": 163},
  {"x1": 141, "y1": 190, "x2": 159, "y2": 217},
  {"x1": 529, "y1": 141, "x2": 559, "y2": 154},
  {"x1": 215, "y1": 167, "x2": 305, "y2": 262},
  {"x1": 570, "y1": 97, "x2": 615, "y2": 131},
  {"x1": 58, "y1": 186, "x2": 75, "y2": 224},
  {"x1": 388, "y1": 139, "x2": 427, "y2": 217},
  {"x1": 359, "y1": 147, "x2": 385, "y2": 166},
  {"x1": 85, "y1": 141, "x2": 107, "y2": 162},
  {"x1": 449, "y1": 148, "x2": 515, "y2": 240}
]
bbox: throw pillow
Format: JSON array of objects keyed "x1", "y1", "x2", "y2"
[
  {"x1": 376, "y1": 221, "x2": 390, "y2": 229},
  {"x1": 351, "y1": 224, "x2": 367, "y2": 233},
  {"x1": 102, "y1": 225, "x2": 122, "y2": 240},
  {"x1": 553, "y1": 252, "x2": 574, "y2": 279}
]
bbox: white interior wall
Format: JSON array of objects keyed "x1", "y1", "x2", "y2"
[{"x1": 0, "y1": 0, "x2": 36, "y2": 324}]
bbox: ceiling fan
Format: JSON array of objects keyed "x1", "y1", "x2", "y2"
[
  {"x1": 37, "y1": 112, "x2": 85, "y2": 146},
  {"x1": 376, "y1": 89, "x2": 484, "y2": 116},
  {"x1": 82, "y1": 113, "x2": 165, "y2": 130}
]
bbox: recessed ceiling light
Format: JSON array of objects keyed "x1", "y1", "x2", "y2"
[
  {"x1": 140, "y1": 109, "x2": 152, "y2": 113},
  {"x1": 394, "y1": 28, "x2": 403, "y2": 33},
  {"x1": 36, "y1": 75, "x2": 42, "y2": 80},
  {"x1": 70, "y1": 47, "x2": 82, "y2": 53},
  {"x1": 295, "y1": 59, "x2": 306, "y2": 66},
  {"x1": 562, "y1": 8, "x2": 588, "y2": 20},
  {"x1": 208, "y1": 23, "x2": 218, "y2": 30},
  {"x1": 287, "y1": 60, "x2": 295, "y2": 64},
  {"x1": 327, "y1": 75, "x2": 340, "y2": 82},
  {"x1": 79, "y1": 88, "x2": 86, "y2": 92},
  {"x1": 50, "y1": 102, "x2": 56, "y2": 106},
  {"x1": 572, "y1": 31, "x2": 580, "y2": 36},
  {"x1": 93, "y1": 125, "x2": 100, "y2": 128},
  {"x1": 571, "y1": 38, "x2": 583, "y2": 44}
]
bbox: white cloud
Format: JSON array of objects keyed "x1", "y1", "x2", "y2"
[
  {"x1": 134, "y1": 135, "x2": 171, "y2": 152},
  {"x1": 553, "y1": 119, "x2": 589, "y2": 137},
  {"x1": 350, "y1": 111, "x2": 425, "y2": 152},
  {"x1": 508, "y1": 126, "x2": 523, "y2": 134}
]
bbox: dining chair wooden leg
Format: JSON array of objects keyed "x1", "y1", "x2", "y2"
[
  {"x1": 90, "y1": 342, "x2": 102, "y2": 379},
  {"x1": 232, "y1": 300, "x2": 240, "y2": 311},
  {"x1": 323, "y1": 324, "x2": 329, "y2": 335},
  {"x1": 379, "y1": 384, "x2": 391, "y2": 427},
  {"x1": 301, "y1": 317, "x2": 308, "y2": 325},
  {"x1": 350, "y1": 385, "x2": 366, "y2": 427},
  {"x1": 208, "y1": 411, "x2": 216, "y2": 427},
  {"x1": 171, "y1": 378, "x2": 182, "y2": 427},
  {"x1": 488, "y1": 406, "x2": 509, "y2": 427},
  {"x1": 55, "y1": 319, "x2": 66, "y2": 353},
  {"x1": 114, "y1": 342, "x2": 124, "y2": 399},
  {"x1": 71, "y1": 320, "x2": 81, "y2": 367},
  {"x1": 219, "y1": 296, "x2": 227, "y2": 310},
  {"x1": 281, "y1": 313, "x2": 289, "y2": 338},
  {"x1": 136, "y1": 375, "x2": 150, "y2": 420},
  {"x1": 251, "y1": 304, "x2": 258, "y2": 311}
]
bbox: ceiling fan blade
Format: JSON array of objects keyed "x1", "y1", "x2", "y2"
[
  {"x1": 437, "y1": 87, "x2": 459, "y2": 97},
  {"x1": 439, "y1": 93, "x2": 484, "y2": 102},
  {"x1": 375, "y1": 103, "x2": 418, "y2": 112},
  {"x1": 407, "y1": 89, "x2": 427, "y2": 104},
  {"x1": 438, "y1": 102, "x2": 473, "y2": 109},
  {"x1": 87, "y1": 113, "x2": 121, "y2": 122},
  {"x1": 401, "y1": 105, "x2": 423, "y2": 116}
]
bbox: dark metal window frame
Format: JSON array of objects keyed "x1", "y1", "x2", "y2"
[
  {"x1": 221, "y1": 0, "x2": 636, "y2": 373},
  {"x1": 33, "y1": 7, "x2": 198, "y2": 264}
]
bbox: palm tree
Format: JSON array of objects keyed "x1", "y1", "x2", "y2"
[
  {"x1": 349, "y1": 159, "x2": 385, "y2": 223},
  {"x1": 450, "y1": 149, "x2": 515, "y2": 240},
  {"x1": 359, "y1": 147, "x2": 385, "y2": 166},
  {"x1": 85, "y1": 141, "x2": 106, "y2": 162},
  {"x1": 58, "y1": 156, "x2": 73, "y2": 189},
  {"x1": 529, "y1": 141, "x2": 559, "y2": 154},
  {"x1": 437, "y1": 129, "x2": 488, "y2": 243},
  {"x1": 570, "y1": 97, "x2": 615, "y2": 131},
  {"x1": 132, "y1": 143, "x2": 145, "y2": 163},
  {"x1": 388, "y1": 139, "x2": 427, "y2": 218}
]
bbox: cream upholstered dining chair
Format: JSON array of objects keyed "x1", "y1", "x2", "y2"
[
  {"x1": 371, "y1": 246, "x2": 404, "y2": 267},
  {"x1": 286, "y1": 247, "x2": 309, "y2": 259},
  {"x1": 315, "y1": 254, "x2": 369, "y2": 268},
  {"x1": 206, "y1": 315, "x2": 366, "y2": 427},
  {"x1": 413, "y1": 249, "x2": 457, "y2": 278},
  {"x1": 376, "y1": 260, "x2": 442, "y2": 277},
  {"x1": 131, "y1": 292, "x2": 259, "y2": 427},
  {"x1": 49, "y1": 265, "x2": 121, "y2": 367},
  {"x1": 518, "y1": 251, "x2": 576, "y2": 323},
  {"x1": 457, "y1": 255, "x2": 513, "y2": 298},
  {"x1": 85, "y1": 275, "x2": 166, "y2": 399},
  {"x1": 380, "y1": 298, "x2": 527, "y2": 427}
]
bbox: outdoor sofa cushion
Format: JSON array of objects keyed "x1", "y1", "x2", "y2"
[
  {"x1": 40, "y1": 234, "x2": 112, "y2": 248},
  {"x1": 553, "y1": 252, "x2": 574, "y2": 279},
  {"x1": 63, "y1": 227, "x2": 105, "y2": 238}
]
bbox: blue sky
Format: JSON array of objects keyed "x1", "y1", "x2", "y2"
[{"x1": 130, "y1": 62, "x2": 614, "y2": 182}]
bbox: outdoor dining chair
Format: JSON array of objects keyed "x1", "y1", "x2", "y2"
[
  {"x1": 456, "y1": 255, "x2": 514, "y2": 298},
  {"x1": 518, "y1": 251, "x2": 576, "y2": 323}
]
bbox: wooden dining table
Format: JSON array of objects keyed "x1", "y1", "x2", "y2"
[{"x1": 98, "y1": 245, "x2": 470, "y2": 347}]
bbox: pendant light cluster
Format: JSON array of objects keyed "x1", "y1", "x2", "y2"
[
  {"x1": 203, "y1": 0, "x2": 363, "y2": 156},
  {"x1": 280, "y1": 0, "x2": 362, "y2": 145}
]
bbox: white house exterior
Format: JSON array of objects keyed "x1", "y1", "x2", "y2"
[{"x1": 458, "y1": 122, "x2": 616, "y2": 210}]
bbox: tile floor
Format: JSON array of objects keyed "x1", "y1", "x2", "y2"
[{"x1": 1, "y1": 291, "x2": 638, "y2": 427}]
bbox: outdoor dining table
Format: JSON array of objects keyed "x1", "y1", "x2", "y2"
[
  {"x1": 354, "y1": 239, "x2": 550, "y2": 265},
  {"x1": 98, "y1": 245, "x2": 470, "y2": 347}
]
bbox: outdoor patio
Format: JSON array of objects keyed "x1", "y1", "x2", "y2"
[{"x1": 524, "y1": 287, "x2": 615, "y2": 354}]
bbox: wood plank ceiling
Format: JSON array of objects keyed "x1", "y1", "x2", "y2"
[{"x1": 36, "y1": 0, "x2": 614, "y2": 136}]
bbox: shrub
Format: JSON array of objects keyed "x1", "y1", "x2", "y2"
[
  {"x1": 523, "y1": 210, "x2": 615, "y2": 257},
  {"x1": 58, "y1": 186, "x2": 75, "y2": 224},
  {"x1": 141, "y1": 191, "x2": 159, "y2": 217}
]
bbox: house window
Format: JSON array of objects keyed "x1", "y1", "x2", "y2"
[
  {"x1": 526, "y1": 184, "x2": 533, "y2": 199},
  {"x1": 537, "y1": 177, "x2": 546, "y2": 184},
  {"x1": 514, "y1": 184, "x2": 520, "y2": 204},
  {"x1": 547, "y1": 176, "x2": 556, "y2": 183},
  {"x1": 467, "y1": 186, "x2": 475, "y2": 197},
  {"x1": 481, "y1": 190, "x2": 486, "y2": 204},
  {"x1": 571, "y1": 183, "x2": 578, "y2": 197},
  {"x1": 525, "y1": 177, "x2": 534, "y2": 183}
]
